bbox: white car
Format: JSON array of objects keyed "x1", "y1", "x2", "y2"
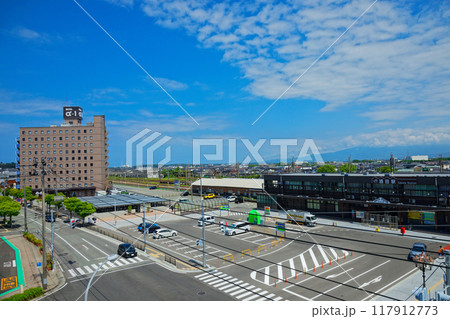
[
  {"x1": 227, "y1": 196, "x2": 237, "y2": 202},
  {"x1": 153, "y1": 228, "x2": 178, "y2": 239},
  {"x1": 225, "y1": 221, "x2": 251, "y2": 236}
]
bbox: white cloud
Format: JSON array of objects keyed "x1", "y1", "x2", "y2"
[
  {"x1": 9, "y1": 27, "x2": 50, "y2": 42},
  {"x1": 138, "y1": 0, "x2": 450, "y2": 125}
]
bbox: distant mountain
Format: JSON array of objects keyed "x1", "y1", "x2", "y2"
[{"x1": 321, "y1": 145, "x2": 450, "y2": 162}]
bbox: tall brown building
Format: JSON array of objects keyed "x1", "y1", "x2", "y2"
[{"x1": 18, "y1": 107, "x2": 109, "y2": 197}]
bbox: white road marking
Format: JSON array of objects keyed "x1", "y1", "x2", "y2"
[
  {"x1": 289, "y1": 258, "x2": 296, "y2": 278},
  {"x1": 236, "y1": 287, "x2": 261, "y2": 299},
  {"x1": 106, "y1": 261, "x2": 116, "y2": 268},
  {"x1": 119, "y1": 258, "x2": 131, "y2": 265},
  {"x1": 76, "y1": 267, "x2": 85, "y2": 275},
  {"x1": 81, "y1": 238, "x2": 109, "y2": 256},
  {"x1": 265, "y1": 266, "x2": 270, "y2": 285},
  {"x1": 300, "y1": 253, "x2": 308, "y2": 272},
  {"x1": 114, "y1": 259, "x2": 124, "y2": 266},
  {"x1": 312, "y1": 260, "x2": 390, "y2": 300},
  {"x1": 326, "y1": 268, "x2": 354, "y2": 279},
  {"x1": 359, "y1": 275, "x2": 382, "y2": 289},
  {"x1": 229, "y1": 284, "x2": 254, "y2": 296},
  {"x1": 256, "y1": 293, "x2": 275, "y2": 301},
  {"x1": 219, "y1": 279, "x2": 242, "y2": 290},
  {"x1": 213, "y1": 277, "x2": 236, "y2": 288},
  {"x1": 244, "y1": 290, "x2": 268, "y2": 301},
  {"x1": 309, "y1": 247, "x2": 319, "y2": 268},
  {"x1": 82, "y1": 244, "x2": 89, "y2": 250},
  {"x1": 277, "y1": 263, "x2": 284, "y2": 281},
  {"x1": 68, "y1": 269, "x2": 77, "y2": 277},
  {"x1": 318, "y1": 245, "x2": 330, "y2": 264},
  {"x1": 329, "y1": 247, "x2": 338, "y2": 260},
  {"x1": 195, "y1": 272, "x2": 212, "y2": 279},
  {"x1": 224, "y1": 282, "x2": 248, "y2": 293},
  {"x1": 208, "y1": 275, "x2": 231, "y2": 285},
  {"x1": 84, "y1": 265, "x2": 94, "y2": 273}
]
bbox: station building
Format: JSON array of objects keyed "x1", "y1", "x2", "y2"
[{"x1": 257, "y1": 173, "x2": 450, "y2": 233}]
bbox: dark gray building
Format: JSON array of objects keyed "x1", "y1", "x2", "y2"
[{"x1": 258, "y1": 173, "x2": 450, "y2": 233}]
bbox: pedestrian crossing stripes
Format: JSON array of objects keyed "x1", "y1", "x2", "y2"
[
  {"x1": 250, "y1": 244, "x2": 350, "y2": 286},
  {"x1": 66, "y1": 256, "x2": 145, "y2": 278},
  {"x1": 195, "y1": 271, "x2": 283, "y2": 301}
]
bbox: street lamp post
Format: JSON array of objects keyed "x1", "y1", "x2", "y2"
[{"x1": 84, "y1": 254, "x2": 119, "y2": 301}]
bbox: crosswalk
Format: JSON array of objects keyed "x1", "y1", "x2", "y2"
[
  {"x1": 250, "y1": 244, "x2": 349, "y2": 285},
  {"x1": 66, "y1": 256, "x2": 146, "y2": 278},
  {"x1": 195, "y1": 271, "x2": 283, "y2": 301}
]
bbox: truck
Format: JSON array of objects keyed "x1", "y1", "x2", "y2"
[{"x1": 286, "y1": 209, "x2": 317, "y2": 226}]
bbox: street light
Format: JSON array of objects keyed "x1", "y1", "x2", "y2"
[{"x1": 84, "y1": 254, "x2": 119, "y2": 301}]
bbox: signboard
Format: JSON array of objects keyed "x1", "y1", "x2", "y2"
[
  {"x1": 264, "y1": 206, "x2": 270, "y2": 215},
  {"x1": 371, "y1": 176, "x2": 417, "y2": 185},
  {"x1": 408, "y1": 211, "x2": 422, "y2": 220},
  {"x1": 219, "y1": 205, "x2": 230, "y2": 211},
  {"x1": 422, "y1": 212, "x2": 435, "y2": 225},
  {"x1": 275, "y1": 222, "x2": 285, "y2": 232},
  {"x1": 54, "y1": 196, "x2": 64, "y2": 202},
  {"x1": 355, "y1": 211, "x2": 364, "y2": 219},
  {"x1": 63, "y1": 106, "x2": 83, "y2": 121}
]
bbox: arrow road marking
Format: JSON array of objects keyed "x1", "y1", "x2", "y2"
[
  {"x1": 359, "y1": 275, "x2": 382, "y2": 289},
  {"x1": 326, "y1": 268, "x2": 354, "y2": 279}
]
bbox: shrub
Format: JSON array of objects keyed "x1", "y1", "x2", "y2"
[{"x1": 1, "y1": 287, "x2": 44, "y2": 301}]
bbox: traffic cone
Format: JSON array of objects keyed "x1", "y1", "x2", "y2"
[
  {"x1": 313, "y1": 266, "x2": 315, "y2": 272},
  {"x1": 274, "y1": 279, "x2": 277, "y2": 288},
  {"x1": 285, "y1": 275, "x2": 287, "y2": 283},
  {"x1": 304, "y1": 267, "x2": 306, "y2": 275},
  {"x1": 295, "y1": 271, "x2": 297, "y2": 279},
  {"x1": 322, "y1": 262, "x2": 323, "y2": 269},
  {"x1": 351, "y1": 251, "x2": 353, "y2": 257},
  {"x1": 337, "y1": 257, "x2": 339, "y2": 263},
  {"x1": 344, "y1": 254, "x2": 346, "y2": 260},
  {"x1": 332, "y1": 222, "x2": 334, "y2": 226}
]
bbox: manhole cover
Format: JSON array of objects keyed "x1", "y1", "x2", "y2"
[{"x1": 197, "y1": 291, "x2": 205, "y2": 296}]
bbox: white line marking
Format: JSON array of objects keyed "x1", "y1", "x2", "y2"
[
  {"x1": 229, "y1": 284, "x2": 254, "y2": 296},
  {"x1": 224, "y1": 282, "x2": 248, "y2": 293},
  {"x1": 106, "y1": 261, "x2": 116, "y2": 268},
  {"x1": 300, "y1": 253, "x2": 308, "y2": 272},
  {"x1": 273, "y1": 296, "x2": 283, "y2": 301},
  {"x1": 312, "y1": 260, "x2": 390, "y2": 300},
  {"x1": 213, "y1": 277, "x2": 236, "y2": 288},
  {"x1": 309, "y1": 247, "x2": 319, "y2": 268},
  {"x1": 277, "y1": 263, "x2": 284, "y2": 281},
  {"x1": 257, "y1": 293, "x2": 275, "y2": 301},
  {"x1": 68, "y1": 269, "x2": 77, "y2": 277},
  {"x1": 195, "y1": 272, "x2": 212, "y2": 279},
  {"x1": 114, "y1": 259, "x2": 124, "y2": 266},
  {"x1": 84, "y1": 265, "x2": 94, "y2": 273},
  {"x1": 265, "y1": 266, "x2": 271, "y2": 285},
  {"x1": 119, "y1": 258, "x2": 130, "y2": 265},
  {"x1": 244, "y1": 290, "x2": 268, "y2": 301},
  {"x1": 236, "y1": 287, "x2": 261, "y2": 299},
  {"x1": 219, "y1": 279, "x2": 242, "y2": 290},
  {"x1": 329, "y1": 248, "x2": 338, "y2": 260},
  {"x1": 76, "y1": 267, "x2": 85, "y2": 275},
  {"x1": 81, "y1": 238, "x2": 109, "y2": 256},
  {"x1": 289, "y1": 258, "x2": 296, "y2": 278},
  {"x1": 208, "y1": 275, "x2": 231, "y2": 285},
  {"x1": 318, "y1": 245, "x2": 330, "y2": 264}
]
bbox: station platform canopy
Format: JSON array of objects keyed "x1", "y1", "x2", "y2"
[{"x1": 80, "y1": 194, "x2": 167, "y2": 209}]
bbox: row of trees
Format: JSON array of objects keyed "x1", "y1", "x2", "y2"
[
  {"x1": 0, "y1": 187, "x2": 96, "y2": 227},
  {"x1": 316, "y1": 164, "x2": 393, "y2": 173}
]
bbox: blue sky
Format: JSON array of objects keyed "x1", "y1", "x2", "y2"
[{"x1": 1, "y1": 0, "x2": 450, "y2": 166}]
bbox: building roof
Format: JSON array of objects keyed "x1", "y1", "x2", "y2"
[
  {"x1": 192, "y1": 178, "x2": 264, "y2": 190},
  {"x1": 80, "y1": 194, "x2": 166, "y2": 208}
]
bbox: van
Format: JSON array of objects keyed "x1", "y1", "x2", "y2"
[{"x1": 198, "y1": 215, "x2": 215, "y2": 226}]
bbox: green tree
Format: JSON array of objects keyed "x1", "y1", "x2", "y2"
[
  {"x1": 377, "y1": 166, "x2": 392, "y2": 173},
  {"x1": 63, "y1": 197, "x2": 82, "y2": 219},
  {"x1": 339, "y1": 164, "x2": 357, "y2": 173},
  {"x1": 77, "y1": 202, "x2": 96, "y2": 225},
  {"x1": 0, "y1": 196, "x2": 21, "y2": 227},
  {"x1": 25, "y1": 187, "x2": 37, "y2": 202},
  {"x1": 316, "y1": 164, "x2": 337, "y2": 173}
]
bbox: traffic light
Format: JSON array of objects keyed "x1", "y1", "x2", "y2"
[{"x1": 70, "y1": 218, "x2": 75, "y2": 229}]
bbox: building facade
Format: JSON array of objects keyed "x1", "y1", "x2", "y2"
[
  {"x1": 258, "y1": 173, "x2": 450, "y2": 233},
  {"x1": 17, "y1": 107, "x2": 109, "y2": 197}
]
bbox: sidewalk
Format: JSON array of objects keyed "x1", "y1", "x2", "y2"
[
  {"x1": 1, "y1": 233, "x2": 65, "y2": 299},
  {"x1": 373, "y1": 257, "x2": 447, "y2": 301}
]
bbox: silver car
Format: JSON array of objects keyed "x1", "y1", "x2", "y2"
[
  {"x1": 225, "y1": 221, "x2": 251, "y2": 236},
  {"x1": 153, "y1": 228, "x2": 178, "y2": 239}
]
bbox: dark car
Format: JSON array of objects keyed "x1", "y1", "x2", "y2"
[
  {"x1": 137, "y1": 222, "x2": 160, "y2": 233},
  {"x1": 45, "y1": 215, "x2": 55, "y2": 222},
  {"x1": 149, "y1": 186, "x2": 157, "y2": 190},
  {"x1": 117, "y1": 243, "x2": 137, "y2": 258},
  {"x1": 181, "y1": 191, "x2": 189, "y2": 196},
  {"x1": 235, "y1": 197, "x2": 244, "y2": 203},
  {"x1": 408, "y1": 243, "x2": 428, "y2": 260}
]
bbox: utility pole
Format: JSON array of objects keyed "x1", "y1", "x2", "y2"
[
  {"x1": 31, "y1": 157, "x2": 54, "y2": 290},
  {"x1": 200, "y1": 167, "x2": 206, "y2": 268}
]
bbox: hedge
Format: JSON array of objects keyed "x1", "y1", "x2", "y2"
[{"x1": 1, "y1": 287, "x2": 44, "y2": 301}]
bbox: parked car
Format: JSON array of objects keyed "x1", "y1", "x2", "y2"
[
  {"x1": 227, "y1": 195, "x2": 237, "y2": 202},
  {"x1": 181, "y1": 191, "x2": 189, "y2": 196},
  {"x1": 235, "y1": 197, "x2": 244, "y2": 203},
  {"x1": 198, "y1": 215, "x2": 215, "y2": 226},
  {"x1": 225, "y1": 221, "x2": 251, "y2": 236},
  {"x1": 117, "y1": 243, "x2": 137, "y2": 258},
  {"x1": 408, "y1": 243, "x2": 428, "y2": 260},
  {"x1": 153, "y1": 228, "x2": 178, "y2": 239},
  {"x1": 149, "y1": 186, "x2": 157, "y2": 189},
  {"x1": 137, "y1": 222, "x2": 160, "y2": 233},
  {"x1": 203, "y1": 193, "x2": 215, "y2": 199},
  {"x1": 179, "y1": 198, "x2": 190, "y2": 203}
]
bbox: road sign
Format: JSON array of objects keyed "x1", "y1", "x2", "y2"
[
  {"x1": 54, "y1": 196, "x2": 64, "y2": 202},
  {"x1": 265, "y1": 206, "x2": 270, "y2": 215},
  {"x1": 37, "y1": 262, "x2": 42, "y2": 267},
  {"x1": 196, "y1": 239, "x2": 203, "y2": 247},
  {"x1": 275, "y1": 222, "x2": 285, "y2": 232}
]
